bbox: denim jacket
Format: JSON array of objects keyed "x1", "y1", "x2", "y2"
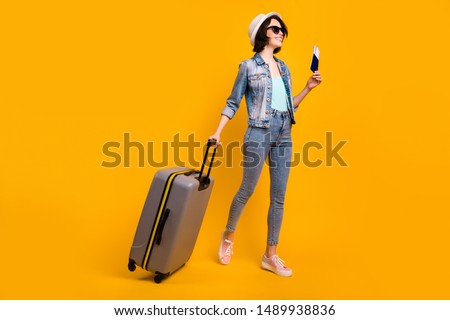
[{"x1": 221, "y1": 53, "x2": 296, "y2": 128}]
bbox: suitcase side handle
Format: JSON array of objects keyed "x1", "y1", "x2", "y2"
[
  {"x1": 155, "y1": 208, "x2": 170, "y2": 245},
  {"x1": 197, "y1": 139, "x2": 217, "y2": 191}
]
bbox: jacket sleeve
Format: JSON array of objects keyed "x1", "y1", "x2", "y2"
[
  {"x1": 221, "y1": 61, "x2": 248, "y2": 120},
  {"x1": 285, "y1": 64, "x2": 297, "y2": 112}
]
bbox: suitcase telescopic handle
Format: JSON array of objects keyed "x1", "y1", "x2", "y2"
[{"x1": 197, "y1": 139, "x2": 217, "y2": 191}]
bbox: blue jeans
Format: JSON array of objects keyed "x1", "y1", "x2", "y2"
[{"x1": 226, "y1": 110, "x2": 293, "y2": 245}]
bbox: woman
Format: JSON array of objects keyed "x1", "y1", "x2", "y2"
[{"x1": 209, "y1": 12, "x2": 322, "y2": 277}]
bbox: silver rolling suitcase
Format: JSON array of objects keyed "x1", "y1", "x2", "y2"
[{"x1": 128, "y1": 139, "x2": 217, "y2": 283}]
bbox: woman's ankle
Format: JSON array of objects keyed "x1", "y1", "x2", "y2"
[
  {"x1": 265, "y1": 244, "x2": 277, "y2": 258},
  {"x1": 223, "y1": 230, "x2": 235, "y2": 242}
]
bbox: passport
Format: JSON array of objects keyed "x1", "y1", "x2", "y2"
[{"x1": 310, "y1": 45, "x2": 320, "y2": 72}]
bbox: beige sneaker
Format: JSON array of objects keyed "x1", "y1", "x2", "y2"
[
  {"x1": 218, "y1": 232, "x2": 233, "y2": 265},
  {"x1": 261, "y1": 254, "x2": 293, "y2": 277}
]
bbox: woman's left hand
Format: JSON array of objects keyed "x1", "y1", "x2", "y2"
[{"x1": 307, "y1": 71, "x2": 322, "y2": 90}]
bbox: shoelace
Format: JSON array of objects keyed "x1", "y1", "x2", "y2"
[
  {"x1": 223, "y1": 239, "x2": 234, "y2": 256},
  {"x1": 271, "y1": 255, "x2": 288, "y2": 269}
]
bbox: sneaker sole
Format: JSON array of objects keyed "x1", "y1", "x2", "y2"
[{"x1": 261, "y1": 261, "x2": 293, "y2": 277}]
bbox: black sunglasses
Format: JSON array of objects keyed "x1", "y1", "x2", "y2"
[{"x1": 267, "y1": 25, "x2": 285, "y2": 35}]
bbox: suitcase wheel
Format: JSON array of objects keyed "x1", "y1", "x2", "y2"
[
  {"x1": 128, "y1": 259, "x2": 136, "y2": 272},
  {"x1": 154, "y1": 272, "x2": 169, "y2": 284}
]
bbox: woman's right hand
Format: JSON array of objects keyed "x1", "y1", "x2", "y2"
[{"x1": 208, "y1": 133, "x2": 221, "y2": 147}]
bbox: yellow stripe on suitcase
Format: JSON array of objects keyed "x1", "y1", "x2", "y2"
[{"x1": 142, "y1": 169, "x2": 194, "y2": 270}]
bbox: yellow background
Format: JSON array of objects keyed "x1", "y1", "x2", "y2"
[{"x1": 1, "y1": 0, "x2": 449, "y2": 299}]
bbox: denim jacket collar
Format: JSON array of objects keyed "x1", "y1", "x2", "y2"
[
  {"x1": 253, "y1": 53, "x2": 287, "y2": 77},
  {"x1": 253, "y1": 53, "x2": 266, "y2": 65}
]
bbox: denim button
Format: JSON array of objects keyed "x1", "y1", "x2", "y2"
[{"x1": 266, "y1": 98, "x2": 270, "y2": 101}]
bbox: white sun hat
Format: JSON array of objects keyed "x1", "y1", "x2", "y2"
[{"x1": 248, "y1": 12, "x2": 282, "y2": 46}]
